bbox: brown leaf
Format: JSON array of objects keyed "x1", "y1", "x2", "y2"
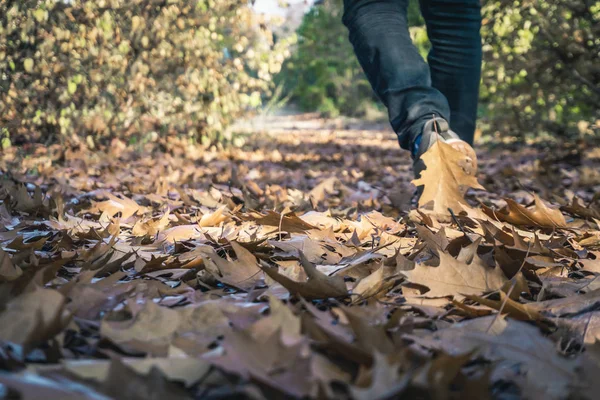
[
  {"x1": 202, "y1": 241, "x2": 263, "y2": 291},
  {"x1": 99, "y1": 357, "x2": 192, "y2": 400},
  {"x1": 0, "y1": 287, "x2": 70, "y2": 348},
  {"x1": 350, "y1": 352, "x2": 409, "y2": 400},
  {"x1": 411, "y1": 316, "x2": 580, "y2": 398},
  {"x1": 483, "y1": 194, "x2": 567, "y2": 228},
  {"x1": 131, "y1": 210, "x2": 171, "y2": 237},
  {"x1": 246, "y1": 296, "x2": 302, "y2": 346},
  {"x1": 250, "y1": 210, "x2": 317, "y2": 233},
  {"x1": 262, "y1": 252, "x2": 348, "y2": 300},
  {"x1": 48, "y1": 357, "x2": 211, "y2": 389},
  {"x1": 101, "y1": 300, "x2": 238, "y2": 354},
  {"x1": 561, "y1": 197, "x2": 600, "y2": 221},
  {"x1": 309, "y1": 176, "x2": 340, "y2": 206},
  {"x1": 352, "y1": 264, "x2": 403, "y2": 301},
  {"x1": 0, "y1": 248, "x2": 22, "y2": 281},
  {"x1": 156, "y1": 224, "x2": 205, "y2": 242},
  {"x1": 10, "y1": 185, "x2": 47, "y2": 214},
  {"x1": 405, "y1": 244, "x2": 507, "y2": 298},
  {"x1": 198, "y1": 205, "x2": 229, "y2": 227},
  {"x1": 464, "y1": 292, "x2": 544, "y2": 322},
  {"x1": 412, "y1": 140, "x2": 484, "y2": 214},
  {"x1": 90, "y1": 192, "x2": 147, "y2": 220}
]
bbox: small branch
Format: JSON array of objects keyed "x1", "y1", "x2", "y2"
[{"x1": 448, "y1": 208, "x2": 469, "y2": 240}]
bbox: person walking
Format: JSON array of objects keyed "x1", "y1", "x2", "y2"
[{"x1": 342, "y1": 0, "x2": 481, "y2": 177}]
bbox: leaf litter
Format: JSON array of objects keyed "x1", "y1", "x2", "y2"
[{"x1": 1, "y1": 118, "x2": 600, "y2": 399}]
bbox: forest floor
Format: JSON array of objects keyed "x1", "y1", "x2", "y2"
[{"x1": 1, "y1": 114, "x2": 600, "y2": 399}]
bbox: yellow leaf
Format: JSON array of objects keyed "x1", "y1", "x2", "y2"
[
  {"x1": 404, "y1": 242, "x2": 507, "y2": 298},
  {"x1": 24, "y1": 58, "x2": 34, "y2": 73},
  {"x1": 412, "y1": 140, "x2": 484, "y2": 215},
  {"x1": 483, "y1": 194, "x2": 567, "y2": 228}
]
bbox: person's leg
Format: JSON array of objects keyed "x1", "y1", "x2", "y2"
[
  {"x1": 419, "y1": 0, "x2": 482, "y2": 145},
  {"x1": 342, "y1": 0, "x2": 450, "y2": 151}
]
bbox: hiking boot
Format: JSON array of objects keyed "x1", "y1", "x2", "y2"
[{"x1": 412, "y1": 117, "x2": 478, "y2": 179}]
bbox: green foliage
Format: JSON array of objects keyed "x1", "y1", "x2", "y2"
[
  {"x1": 276, "y1": 0, "x2": 428, "y2": 117},
  {"x1": 275, "y1": 0, "x2": 371, "y2": 117},
  {"x1": 0, "y1": 0, "x2": 292, "y2": 146},
  {"x1": 481, "y1": 0, "x2": 600, "y2": 137}
]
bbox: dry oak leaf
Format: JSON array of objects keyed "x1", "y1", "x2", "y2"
[
  {"x1": 156, "y1": 224, "x2": 205, "y2": 243},
  {"x1": 411, "y1": 140, "x2": 484, "y2": 214},
  {"x1": 309, "y1": 176, "x2": 340, "y2": 207},
  {"x1": 464, "y1": 292, "x2": 545, "y2": 322},
  {"x1": 483, "y1": 194, "x2": 566, "y2": 228},
  {"x1": 131, "y1": 210, "x2": 171, "y2": 237},
  {"x1": 201, "y1": 241, "x2": 263, "y2": 291},
  {"x1": 47, "y1": 357, "x2": 211, "y2": 390},
  {"x1": 198, "y1": 205, "x2": 229, "y2": 227},
  {"x1": 248, "y1": 210, "x2": 317, "y2": 233},
  {"x1": 247, "y1": 296, "x2": 302, "y2": 346},
  {"x1": 213, "y1": 327, "x2": 314, "y2": 398},
  {"x1": 0, "y1": 287, "x2": 70, "y2": 348},
  {"x1": 101, "y1": 300, "x2": 237, "y2": 349},
  {"x1": 411, "y1": 316, "x2": 579, "y2": 399},
  {"x1": 404, "y1": 246, "x2": 507, "y2": 298},
  {"x1": 10, "y1": 184, "x2": 47, "y2": 213},
  {"x1": 352, "y1": 264, "x2": 403, "y2": 302},
  {"x1": 90, "y1": 192, "x2": 147, "y2": 220},
  {"x1": 0, "y1": 247, "x2": 22, "y2": 281},
  {"x1": 561, "y1": 197, "x2": 600, "y2": 221},
  {"x1": 350, "y1": 352, "x2": 410, "y2": 400},
  {"x1": 262, "y1": 252, "x2": 348, "y2": 300}
]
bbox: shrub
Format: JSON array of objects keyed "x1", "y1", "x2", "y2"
[{"x1": 0, "y1": 0, "x2": 292, "y2": 147}]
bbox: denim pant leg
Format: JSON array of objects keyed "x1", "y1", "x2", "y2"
[
  {"x1": 342, "y1": 0, "x2": 450, "y2": 151},
  {"x1": 420, "y1": 0, "x2": 482, "y2": 145}
]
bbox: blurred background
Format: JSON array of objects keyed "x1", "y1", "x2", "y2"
[{"x1": 1, "y1": 0, "x2": 598, "y2": 151}]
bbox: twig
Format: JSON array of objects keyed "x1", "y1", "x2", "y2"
[
  {"x1": 580, "y1": 312, "x2": 593, "y2": 353},
  {"x1": 448, "y1": 207, "x2": 469, "y2": 240}
]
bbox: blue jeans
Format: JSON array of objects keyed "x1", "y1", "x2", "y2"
[{"x1": 342, "y1": 0, "x2": 482, "y2": 150}]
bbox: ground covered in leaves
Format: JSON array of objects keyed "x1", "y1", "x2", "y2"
[{"x1": 2, "y1": 115, "x2": 600, "y2": 399}]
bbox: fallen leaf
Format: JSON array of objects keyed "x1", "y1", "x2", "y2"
[
  {"x1": 249, "y1": 210, "x2": 317, "y2": 233},
  {"x1": 412, "y1": 140, "x2": 484, "y2": 214},
  {"x1": 561, "y1": 197, "x2": 600, "y2": 221},
  {"x1": 410, "y1": 316, "x2": 580, "y2": 398},
  {"x1": 483, "y1": 194, "x2": 567, "y2": 228},
  {"x1": 0, "y1": 247, "x2": 22, "y2": 281},
  {"x1": 465, "y1": 292, "x2": 545, "y2": 322},
  {"x1": 202, "y1": 241, "x2": 263, "y2": 291},
  {"x1": 350, "y1": 352, "x2": 410, "y2": 400},
  {"x1": 404, "y1": 244, "x2": 507, "y2": 298},
  {"x1": 90, "y1": 192, "x2": 147, "y2": 220},
  {"x1": 0, "y1": 287, "x2": 70, "y2": 348},
  {"x1": 262, "y1": 252, "x2": 348, "y2": 300},
  {"x1": 352, "y1": 264, "x2": 403, "y2": 301}
]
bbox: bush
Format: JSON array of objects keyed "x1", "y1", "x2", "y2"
[
  {"x1": 275, "y1": 0, "x2": 371, "y2": 117},
  {"x1": 481, "y1": 0, "x2": 600, "y2": 138},
  {"x1": 0, "y1": 0, "x2": 292, "y2": 147}
]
